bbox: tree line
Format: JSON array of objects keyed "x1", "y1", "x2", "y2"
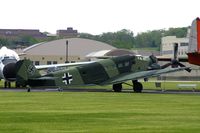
[
  {"x1": 0, "y1": 27, "x2": 188, "y2": 50},
  {"x1": 79, "y1": 27, "x2": 188, "y2": 50}
]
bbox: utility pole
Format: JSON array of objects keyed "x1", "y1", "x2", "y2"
[{"x1": 66, "y1": 40, "x2": 69, "y2": 63}]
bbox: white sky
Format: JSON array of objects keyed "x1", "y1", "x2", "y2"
[{"x1": 0, "y1": 0, "x2": 199, "y2": 35}]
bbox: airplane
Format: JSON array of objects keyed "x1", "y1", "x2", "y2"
[
  {"x1": 0, "y1": 46, "x2": 92, "y2": 88},
  {"x1": 0, "y1": 46, "x2": 20, "y2": 87},
  {"x1": 158, "y1": 17, "x2": 200, "y2": 67},
  {"x1": 14, "y1": 54, "x2": 189, "y2": 92}
]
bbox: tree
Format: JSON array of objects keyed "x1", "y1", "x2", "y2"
[
  {"x1": 134, "y1": 30, "x2": 163, "y2": 48},
  {"x1": 164, "y1": 27, "x2": 188, "y2": 38},
  {"x1": 80, "y1": 29, "x2": 135, "y2": 49}
]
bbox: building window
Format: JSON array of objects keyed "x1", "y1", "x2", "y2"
[
  {"x1": 180, "y1": 43, "x2": 188, "y2": 46},
  {"x1": 53, "y1": 61, "x2": 57, "y2": 64},
  {"x1": 35, "y1": 61, "x2": 40, "y2": 65},
  {"x1": 47, "y1": 61, "x2": 51, "y2": 65}
]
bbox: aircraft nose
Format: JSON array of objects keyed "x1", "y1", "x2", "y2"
[{"x1": 3, "y1": 62, "x2": 16, "y2": 81}]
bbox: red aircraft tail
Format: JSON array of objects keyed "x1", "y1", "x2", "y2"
[{"x1": 187, "y1": 17, "x2": 200, "y2": 65}]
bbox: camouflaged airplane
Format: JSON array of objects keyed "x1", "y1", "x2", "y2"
[{"x1": 15, "y1": 54, "x2": 188, "y2": 92}]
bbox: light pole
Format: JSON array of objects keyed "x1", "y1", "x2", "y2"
[{"x1": 66, "y1": 40, "x2": 69, "y2": 63}]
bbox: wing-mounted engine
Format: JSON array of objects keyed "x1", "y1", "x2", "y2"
[
  {"x1": 160, "y1": 43, "x2": 191, "y2": 72},
  {"x1": 148, "y1": 55, "x2": 161, "y2": 70},
  {"x1": 3, "y1": 62, "x2": 16, "y2": 81}
]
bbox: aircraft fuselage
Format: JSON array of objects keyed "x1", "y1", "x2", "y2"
[{"x1": 26, "y1": 55, "x2": 150, "y2": 87}]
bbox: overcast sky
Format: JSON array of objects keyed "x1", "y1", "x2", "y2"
[{"x1": 0, "y1": 0, "x2": 199, "y2": 35}]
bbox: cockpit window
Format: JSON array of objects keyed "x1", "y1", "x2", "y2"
[{"x1": 2, "y1": 57, "x2": 17, "y2": 65}]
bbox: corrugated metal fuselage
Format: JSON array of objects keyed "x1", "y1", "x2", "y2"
[{"x1": 27, "y1": 55, "x2": 149, "y2": 87}]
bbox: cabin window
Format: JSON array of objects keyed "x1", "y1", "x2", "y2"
[
  {"x1": 117, "y1": 63, "x2": 123, "y2": 68},
  {"x1": 125, "y1": 62, "x2": 130, "y2": 67}
]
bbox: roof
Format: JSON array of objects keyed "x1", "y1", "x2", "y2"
[
  {"x1": 86, "y1": 49, "x2": 136, "y2": 58},
  {"x1": 23, "y1": 38, "x2": 116, "y2": 56},
  {"x1": 86, "y1": 50, "x2": 111, "y2": 57}
]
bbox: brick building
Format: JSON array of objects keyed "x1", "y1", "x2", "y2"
[
  {"x1": 56, "y1": 27, "x2": 78, "y2": 38},
  {"x1": 0, "y1": 29, "x2": 47, "y2": 39}
]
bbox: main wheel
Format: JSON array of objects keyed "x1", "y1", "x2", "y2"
[
  {"x1": 4, "y1": 81, "x2": 7, "y2": 88},
  {"x1": 133, "y1": 80, "x2": 143, "y2": 93},
  {"x1": 113, "y1": 83, "x2": 122, "y2": 92},
  {"x1": 8, "y1": 82, "x2": 11, "y2": 88}
]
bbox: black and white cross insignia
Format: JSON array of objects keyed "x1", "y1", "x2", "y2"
[
  {"x1": 27, "y1": 65, "x2": 35, "y2": 76},
  {"x1": 62, "y1": 73, "x2": 73, "y2": 85}
]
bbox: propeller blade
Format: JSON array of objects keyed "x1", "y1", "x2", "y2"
[
  {"x1": 177, "y1": 62, "x2": 191, "y2": 72},
  {"x1": 161, "y1": 63, "x2": 172, "y2": 69},
  {"x1": 173, "y1": 43, "x2": 178, "y2": 60}
]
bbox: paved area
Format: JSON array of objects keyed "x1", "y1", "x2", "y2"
[{"x1": 1, "y1": 87, "x2": 200, "y2": 94}]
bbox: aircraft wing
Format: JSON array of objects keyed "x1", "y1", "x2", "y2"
[
  {"x1": 100, "y1": 67, "x2": 188, "y2": 85},
  {"x1": 35, "y1": 61, "x2": 93, "y2": 70},
  {"x1": 157, "y1": 56, "x2": 188, "y2": 62}
]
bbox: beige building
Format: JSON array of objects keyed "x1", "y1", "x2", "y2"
[
  {"x1": 160, "y1": 35, "x2": 200, "y2": 80},
  {"x1": 161, "y1": 36, "x2": 189, "y2": 57},
  {"x1": 56, "y1": 27, "x2": 78, "y2": 38},
  {"x1": 20, "y1": 38, "x2": 116, "y2": 65}
]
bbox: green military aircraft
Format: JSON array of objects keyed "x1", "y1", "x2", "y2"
[{"x1": 15, "y1": 54, "x2": 188, "y2": 92}]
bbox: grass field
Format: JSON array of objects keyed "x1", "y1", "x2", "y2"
[
  {"x1": 65, "y1": 81, "x2": 200, "y2": 91},
  {"x1": 0, "y1": 91, "x2": 200, "y2": 133}
]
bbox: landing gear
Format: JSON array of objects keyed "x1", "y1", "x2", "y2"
[
  {"x1": 132, "y1": 80, "x2": 143, "y2": 93},
  {"x1": 113, "y1": 83, "x2": 122, "y2": 92},
  {"x1": 15, "y1": 80, "x2": 27, "y2": 88},
  {"x1": 4, "y1": 81, "x2": 11, "y2": 88},
  {"x1": 112, "y1": 81, "x2": 143, "y2": 93},
  {"x1": 15, "y1": 82, "x2": 20, "y2": 88}
]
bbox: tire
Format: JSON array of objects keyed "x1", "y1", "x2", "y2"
[
  {"x1": 133, "y1": 81, "x2": 143, "y2": 93},
  {"x1": 113, "y1": 84, "x2": 122, "y2": 92}
]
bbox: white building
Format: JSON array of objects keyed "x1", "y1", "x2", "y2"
[{"x1": 161, "y1": 36, "x2": 189, "y2": 57}]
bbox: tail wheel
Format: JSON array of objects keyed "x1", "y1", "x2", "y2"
[
  {"x1": 132, "y1": 80, "x2": 143, "y2": 93},
  {"x1": 113, "y1": 83, "x2": 122, "y2": 92}
]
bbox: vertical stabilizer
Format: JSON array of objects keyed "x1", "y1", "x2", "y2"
[
  {"x1": 15, "y1": 59, "x2": 41, "y2": 86},
  {"x1": 188, "y1": 17, "x2": 200, "y2": 53},
  {"x1": 187, "y1": 18, "x2": 200, "y2": 65}
]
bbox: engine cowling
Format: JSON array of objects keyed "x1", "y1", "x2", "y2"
[{"x1": 3, "y1": 63, "x2": 16, "y2": 81}]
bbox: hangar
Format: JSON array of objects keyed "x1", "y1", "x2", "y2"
[{"x1": 20, "y1": 38, "x2": 117, "y2": 65}]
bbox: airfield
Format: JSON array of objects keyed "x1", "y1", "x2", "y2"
[
  {"x1": 1, "y1": 81, "x2": 200, "y2": 133},
  {"x1": 2, "y1": 87, "x2": 200, "y2": 95}
]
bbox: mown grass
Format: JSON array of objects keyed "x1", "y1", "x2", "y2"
[{"x1": 0, "y1": 91, "x2": 200, "y2": 133}]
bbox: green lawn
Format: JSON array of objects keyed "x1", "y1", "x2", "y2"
[{"x1": 0, "y1": 91, "x2": 200, "y2": 133}]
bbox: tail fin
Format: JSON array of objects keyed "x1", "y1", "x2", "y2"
[
  {"x1": 187, "y1": 17, "x2": 200, "y2": 65},
  {"x1": 16, "y1": 59, "x2": 41, "y2": 86},
  {"x1": 188, "y1": 17, "x2": 200, "y2": 53}
]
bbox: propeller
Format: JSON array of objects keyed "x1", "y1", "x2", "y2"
[{"x1": 161, "y1": 43, "x2": 191, "y2": 72}]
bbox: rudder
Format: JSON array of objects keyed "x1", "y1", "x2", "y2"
[{"x1": 15, "y1": 59, "x2": 41, "y2": 86}]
